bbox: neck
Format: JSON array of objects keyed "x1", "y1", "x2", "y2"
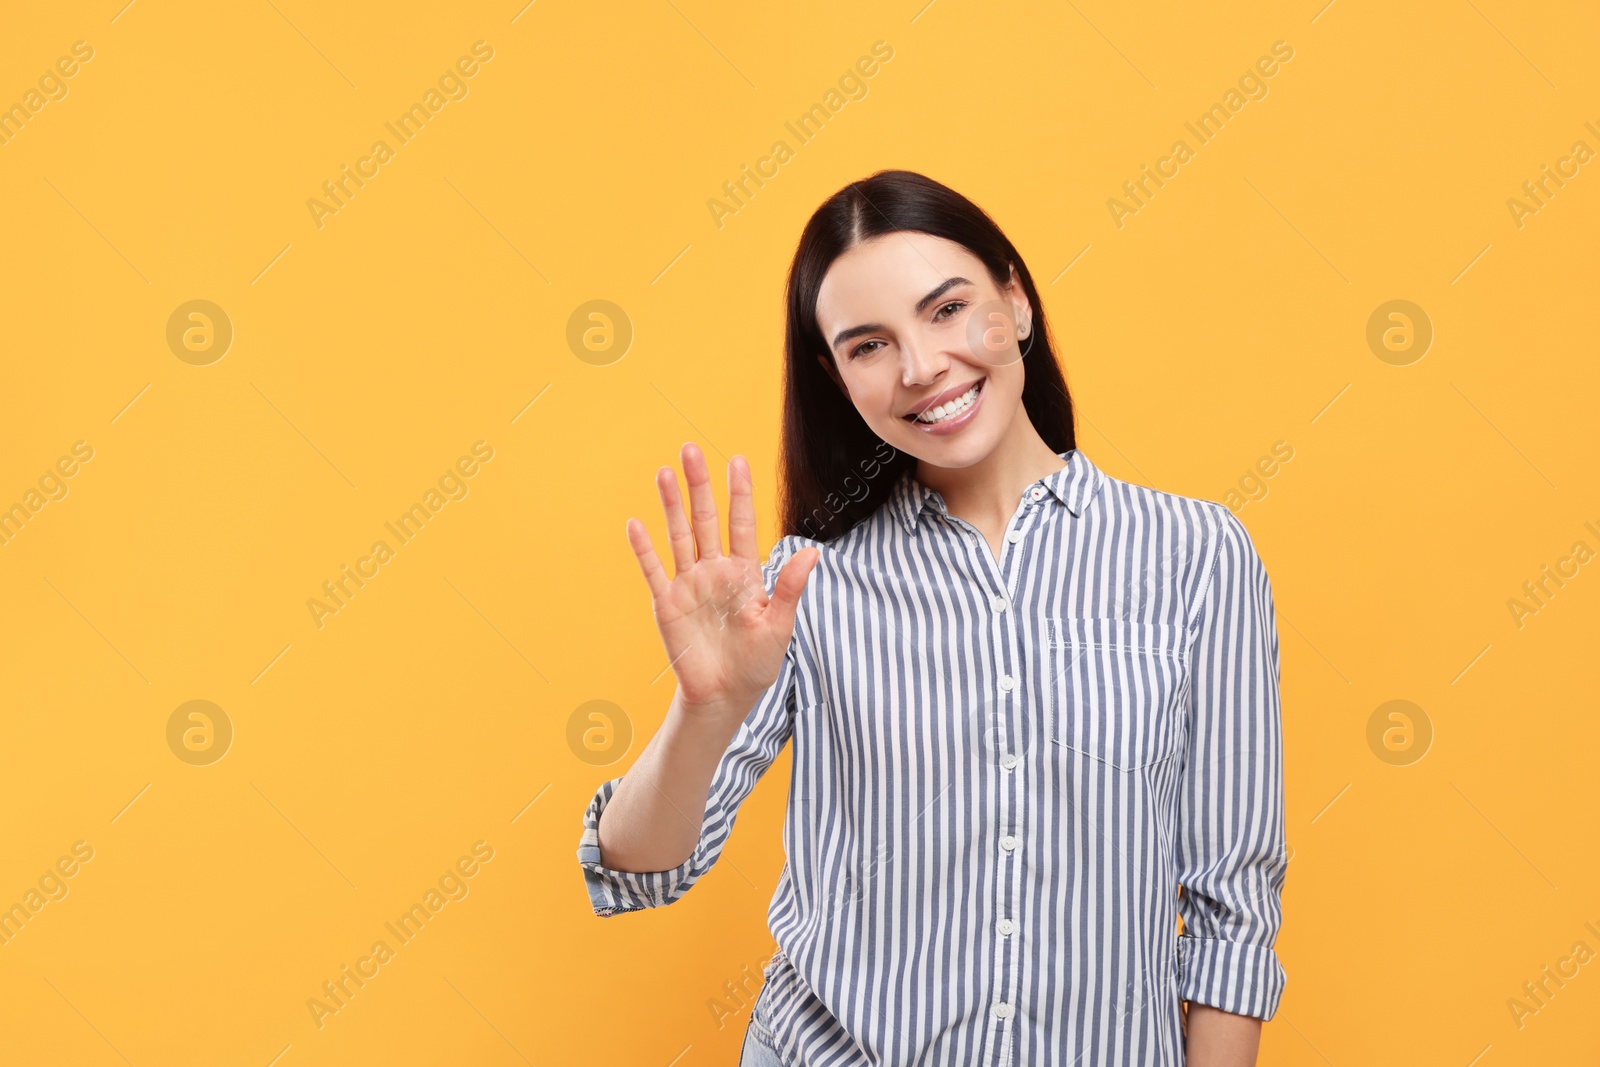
[{"x1": 913, "y1": 413, "x2": 1067, "y2": 528}]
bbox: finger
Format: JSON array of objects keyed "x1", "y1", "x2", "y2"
[
  {"x1": 764, "y1": 547, "x2": 820, "y2": 635},
  {"x1": 681, "y1": 442, "x2": 722, "y2": 561},
  {"x1": 727, "y1": 455, "x2": 758, "y2": 562},
  {"x1": 657, "y1": 465, "x2": 696, "y2": 576},
  {"x1": 625, "y1": 517, "x2": 672, "y2": 601}
]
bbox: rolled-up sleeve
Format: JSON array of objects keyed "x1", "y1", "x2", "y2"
[
  {"x1": 1174, "y1": 506, "x2": 1288, "y2": 1019},
  {"x1": 576, "y1": 536, "x2": 810, "y2": 917}
]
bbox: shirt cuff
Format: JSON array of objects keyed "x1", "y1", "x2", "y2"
[
  {"x1": 1176, "y1": 934, "x2": 1286, "y2": 1020},
  {"x1": 575, "y1": 777, "x2": 699, "y2": 917}
]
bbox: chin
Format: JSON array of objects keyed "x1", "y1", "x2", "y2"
[{"x1": 884, "y1": 419, "x2": 1004, "y2": 469}]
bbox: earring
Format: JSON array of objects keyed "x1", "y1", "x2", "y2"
[{"x1": 1015, "y1": 319, "x2": 1036, "y2": 360}]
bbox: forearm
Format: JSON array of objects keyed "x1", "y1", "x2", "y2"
[
  {"x1": 1182, "y1": 1002, "x2": 1262, "y2": 1067},
  {"x1": 591, "y1": 687, "x2": 748, "y2": 872}
]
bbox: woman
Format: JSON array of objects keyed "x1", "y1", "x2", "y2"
[{"x1": 577, "y1": 170, "x2": 1288, "y2": 1066}]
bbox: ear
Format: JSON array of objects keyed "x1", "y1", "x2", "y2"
[
  {"x1": 816, "y1": 353, "x2": 848, "y2": 397},
  {"x1": 1005, "y1": 263, "x2": 1033, "y2": 338}
]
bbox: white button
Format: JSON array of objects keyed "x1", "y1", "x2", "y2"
[
  {"x1": 1000, "y1": 753, "x2": 1019, "y2": 770},
  {"x1": 990, "y1": 594, "x2": 1008, "y2": 612},
  {"x1": 993, "y1": 1001, "x2": 1013, "y2": 1019},
  {"x1": 998, "y1": 918, "x2": 1015, "y2": 936},
  {"x1": 1000, "y1": 834, "x2": 1017, "y2": 852},
  {"x1": 998, "y1": 674, "x2": 1014, "y2": 692},
  {"x1": 1006, "y1": 530, "x2": 1023, "y2": 543},
  {"x1": 1030, "y1": 487, "x2": 1044, "y2": 500}
]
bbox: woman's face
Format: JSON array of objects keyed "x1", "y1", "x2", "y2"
[{"x1": 813, "y1": 231, "x2": 1033, "y2": 468}]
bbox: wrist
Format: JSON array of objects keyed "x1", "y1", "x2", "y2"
[
  {"x1": 673, "y1": 676, "x2": 752, "y2": 713},
  {"x1": 669, "y1": 689, "x2": 753, "y2": 737}
]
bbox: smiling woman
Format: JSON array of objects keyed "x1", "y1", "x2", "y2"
[
  {"x1": 784, "y1": 172, "x2": 1073, "y2": 543},
  {"x1": 580, "y1": 169, "x2": 1287, "y2": 1067}
]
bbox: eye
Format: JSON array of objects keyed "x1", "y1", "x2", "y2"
[
  {"x1": 848, "y1": 339, "x2": 884, "y2": 360},
  {"x1": 932, "y1": 300, "x2": 966, "y2": 321}
]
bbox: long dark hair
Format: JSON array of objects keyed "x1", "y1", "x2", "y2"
[{"x1": 778, "y1": 169, "x2": 1077, "y2": 542}]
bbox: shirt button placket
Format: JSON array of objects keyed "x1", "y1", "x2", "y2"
[{"x1": 993, "y1": 495, "x2": 1030, "y2": 1061}]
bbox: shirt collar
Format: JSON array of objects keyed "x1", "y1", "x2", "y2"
[{"x1": 888, "y1": 448, "x2": 1103, "y2": 534}]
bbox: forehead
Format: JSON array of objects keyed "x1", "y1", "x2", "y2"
[{"x1": 814, "y1": 232, "x2": 986, "y2": 329}]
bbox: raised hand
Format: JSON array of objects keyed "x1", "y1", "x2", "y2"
[{"x1": 625, "y1": 443, "x2": 819, "y2": 725}]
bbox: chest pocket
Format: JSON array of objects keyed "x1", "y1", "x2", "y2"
[{"x1": 1044, "y1": 616, "x2": 1188, "y2": 771}]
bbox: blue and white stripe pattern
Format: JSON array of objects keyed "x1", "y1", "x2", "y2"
[{"x1": 578, "y1": 448, "x2": 1288, "y2": 1065}]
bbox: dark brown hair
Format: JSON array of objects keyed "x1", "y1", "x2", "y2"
[{"x1": 777, "y1": 169, "x2": 1077, "y2": 542}]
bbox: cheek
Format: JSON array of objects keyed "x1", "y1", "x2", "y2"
[
  {"x1": 991, "y1": 362, "x2": 1027, "y2": 403},
  {"x1": 840, "y1": 368, "x2": 896, "y2": 414}
]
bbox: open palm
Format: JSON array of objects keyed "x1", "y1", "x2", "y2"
[{"x1": 625, "y1": 444, "x2": 819, "y2": 719}]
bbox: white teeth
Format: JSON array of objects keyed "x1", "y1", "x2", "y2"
[{"x1": 915, "y1": 380, "x2": 982, "y2": 423}]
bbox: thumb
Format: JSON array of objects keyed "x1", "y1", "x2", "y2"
[{"x1": 765, "y1": 546, "x2": 819, "y2": 635}]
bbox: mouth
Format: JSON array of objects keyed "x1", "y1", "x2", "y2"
[{"x1": 904, "y1": 377, "x2": 986, "y2": 426}]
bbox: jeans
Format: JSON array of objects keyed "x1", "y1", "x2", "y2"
[{"x1": 738, "y1": 986, "x2": 785, "y2": 1067}]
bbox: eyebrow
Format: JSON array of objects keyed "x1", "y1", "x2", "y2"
[{"x1": 829, "y1": 277, "x2": 973, "y2": 351}]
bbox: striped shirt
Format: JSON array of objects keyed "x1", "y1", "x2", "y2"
[{"x1": 577, "y1": 447, "x2": 1288, "y2": 1065}]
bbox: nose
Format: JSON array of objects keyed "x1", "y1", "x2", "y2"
[{"x1": 899, "y1": 332, "x2": 947, "y2": 389}]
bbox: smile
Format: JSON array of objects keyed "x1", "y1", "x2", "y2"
[{"x1": 906, "y1": 377, "x2": 985, "y2": 430}]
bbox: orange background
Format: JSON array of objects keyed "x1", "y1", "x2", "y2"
[{"x1": 1, "y1": 1, "x2": 1596, "y2": 1063}]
